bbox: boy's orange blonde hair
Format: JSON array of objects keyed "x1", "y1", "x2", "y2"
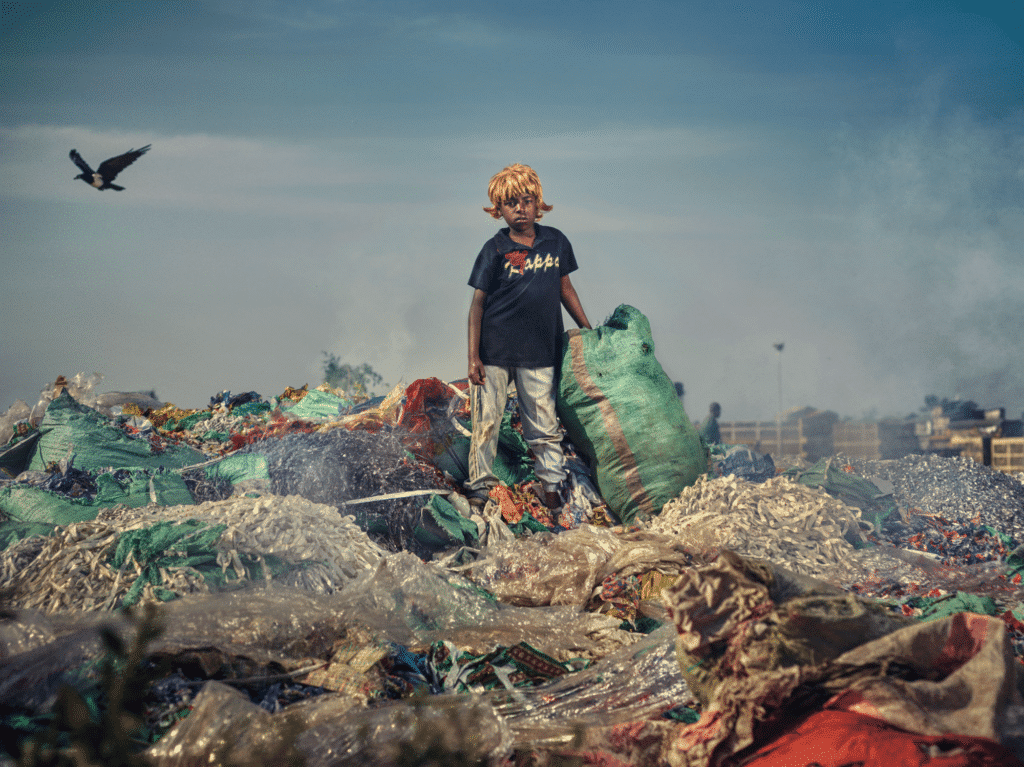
[{"x1": 483, "y1": 163, "x2": 554, "y2": 219}]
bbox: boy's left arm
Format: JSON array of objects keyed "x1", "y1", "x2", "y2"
[{"x1": 560, "y1": 275, "x2": 592, "y2": 329}]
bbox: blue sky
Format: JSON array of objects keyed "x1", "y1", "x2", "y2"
[{"x1": 2, "y1": 0, "x2": 1022, "y2": 422}]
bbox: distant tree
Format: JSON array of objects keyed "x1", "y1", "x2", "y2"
[{"x1": 321, "y1": 353, "x2": 384, "y2": 396}]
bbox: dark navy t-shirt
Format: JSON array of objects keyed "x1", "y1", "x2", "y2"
[{"x1": 468, "y1": 224, "x2": 578, "y2": 368}]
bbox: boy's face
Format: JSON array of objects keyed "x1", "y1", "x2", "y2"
[{"x1": 498, "y1": 194, "x2": 538, "y2": 233}]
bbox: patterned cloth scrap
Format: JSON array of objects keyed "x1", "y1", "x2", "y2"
[
  {"x1": 489, "y1": 483, "x2": 557, "y2": 528},
  {"x1": 596, "y1": 570, "x2": 678, "y2": 624},
  {"x1": 425, "y1": 639, "x2": 577, "y2": 694}
]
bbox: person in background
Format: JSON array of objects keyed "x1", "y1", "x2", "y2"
[
  {"x1": 700, "y1": 402, "x2": 722, "y2": 444},
  {"x1": 465, "y1": 163, "x2": 591, "y2": 511}
]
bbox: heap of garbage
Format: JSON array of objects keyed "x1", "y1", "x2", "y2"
[{"x1": 3, "y1": 305, "x2": 1024, "y2": 766}]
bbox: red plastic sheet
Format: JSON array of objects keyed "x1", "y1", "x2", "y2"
[{"x1": 744, "y1": 709, "x2": 1023, "y2": 767}]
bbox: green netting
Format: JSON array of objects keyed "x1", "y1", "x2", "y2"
[
  {"x1": 278, "y1": 389, "x2": 353, "y2": 420},
  {"x1": 0, "y1": 470, "x2": 194, "y2": 525},
  {"x1": 557, "y1": 305, "x2": 708, "y2": 525},
  {"x1": 161, "y1": 411, "x2": 211, "y2": 432},
  {"x1": 230, "y1": 401, "x2": 272, "y2": 418},
  {"x1": 111, "y1": 520, "x2": 228, "y2": 605},
  {"x1": 0, "y1": 485, "x2": 100, "y2": 525},
  {"x1": 0, "y1": 520, "x2": 57, "y2": 550},
  {"x1": 201, "y1": 453, "x2": 271, "y2": 487},
  {"x1": 907, "y1": 591, "x2": 998, "y2": 621},
  {"x1": 29, "y1": 391, "x2": 204, "y2": 472}
]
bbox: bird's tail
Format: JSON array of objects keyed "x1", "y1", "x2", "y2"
[{"x1": 107, "y1": 183, "x2": 125, "y2": 191}]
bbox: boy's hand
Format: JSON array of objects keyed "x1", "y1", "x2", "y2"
[{"x1": 468, "y1": 357, "x2": 486, "y2": 386}]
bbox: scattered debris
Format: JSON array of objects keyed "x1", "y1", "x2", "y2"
[{"x1": 3, "y1": 353, "x2": 1024, "y2": 765}]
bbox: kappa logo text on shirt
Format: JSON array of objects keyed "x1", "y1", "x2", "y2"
[{"x1": 503, "y1": 250, "x2": 559, "y2": 277}]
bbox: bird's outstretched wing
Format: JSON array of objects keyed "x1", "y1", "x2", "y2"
[
  {"x1": 95, "y1": 144, "x2": 151, "y2": 182},
  {"x1": 69, "y1": 149, "x2": 94, "y2": 176}
]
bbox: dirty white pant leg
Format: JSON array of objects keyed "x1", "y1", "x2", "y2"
[
  {"x1": 467, "y1": 364, "x2": 509, "y2": 494},
  {"x1": 514, "y1": 367, "x2": 566, "y2": 491}
]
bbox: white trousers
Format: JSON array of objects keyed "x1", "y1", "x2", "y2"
[{"x1": 467, "y1": 365, "x2": 566, "y2": 494}]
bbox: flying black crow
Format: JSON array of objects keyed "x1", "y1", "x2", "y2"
[{"x1": 69, "y1": 144, "x2": 151, "y2": 191}]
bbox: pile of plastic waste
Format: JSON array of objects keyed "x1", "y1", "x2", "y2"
[{"x1": 3, "y1": 309, "x2": 1024, "y2": 766}]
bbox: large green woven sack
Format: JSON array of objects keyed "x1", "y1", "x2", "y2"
[
  {"x1": 29, "y1": 391, "x2": 204, "y2": 472},
  {"x1": 557, "y1": 305, "x2": 707, "y2": 524}
]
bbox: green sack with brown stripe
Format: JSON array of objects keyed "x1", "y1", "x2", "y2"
[{"x1": 557, "y1": 304, "x2": 708, "y2": 524}]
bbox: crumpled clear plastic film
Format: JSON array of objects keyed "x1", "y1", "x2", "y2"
[
  {"x1": 0, "y1": 589, "x2": 355, "y2": 713},
  {"x1": 145, "y1": 680, "x2": 513, "y2": 766},
  {"x1": 144, "y1": 628, "x2": 688, "y2": 764},
  {"x1": 0, "y1": 398, "x2": 33, "y2": 448},
  {"x1": 333, "y1": 551, "x2": 638, "y2": 660},
  {"x1": 486, "y1": 624, "x2": 690, "y2": 749},
  {"x1": 0, "y1": 607, "x2": 57, "y2": 659},
  {"x1": 0, "y1": 552, "x2": 638, "y2": 723},
  {"x1": 100, "y1": 493, "x2": 391, "y2": 595},
  {"x1": 463, "y1": 524, "x2": 696, "y2": 608},
  {"x1": 0, "y1": 610, "x2": 124, "y2": 710}
]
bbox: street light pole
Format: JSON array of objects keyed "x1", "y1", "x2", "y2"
[{"x1": 773, "y1": 343, "x2": 784, "y2": 456}]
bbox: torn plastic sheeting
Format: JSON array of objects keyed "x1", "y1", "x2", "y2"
[
  {"x1": 91, "y1": 494, "x2": 390, "y2": 597},
  {"x1": 145, "y1": 629, "x2": 684, "y2": 764},
  {"x1": 0, "y1": 587, "x2": 365, "y2": 713},
  {"x1": 0, "y1": 611, "x2": 116, "y2": 709},
  {"x1": 145, "y1": 679, "x2": 513, "y2": 767},
  {"x1": 0, "y1": 429, "x2": 40, "y2": 478},
  {"x1": 0, "y1": 567, "x2": 631, "y2": 721},
  {"x1": 664, "y1": 613, "x2": 1024, "y2": 766},
  {"x1": 660, "y1": 552, "x2": 1024, "y2": 765},
  {"x1": 488, "y1": 624, "x2": 690, "y2": 749},
  {"x1": 713, "y1": 443, "x2": 776, "y2": 482},
  {"x1": 28, "y1": 390, "x2": 204, "y2": 473},
  {"x1": 328, "y1": 552, "x2": 636, "y2": 661},
  {"x1": 464, "y1": 524, "x2": 693, "y2": 609},
  {"x1": 664, "y1": 550, "x2": 913, "y2": 708}
]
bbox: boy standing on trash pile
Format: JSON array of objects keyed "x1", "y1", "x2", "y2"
[{"x1": 465, "y1": 163, "x2": 592, "y2": 512}]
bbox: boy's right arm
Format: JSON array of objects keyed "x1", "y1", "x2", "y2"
[{"x1": 467, "y1": 288, "x2": 487, "y2": 385}]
